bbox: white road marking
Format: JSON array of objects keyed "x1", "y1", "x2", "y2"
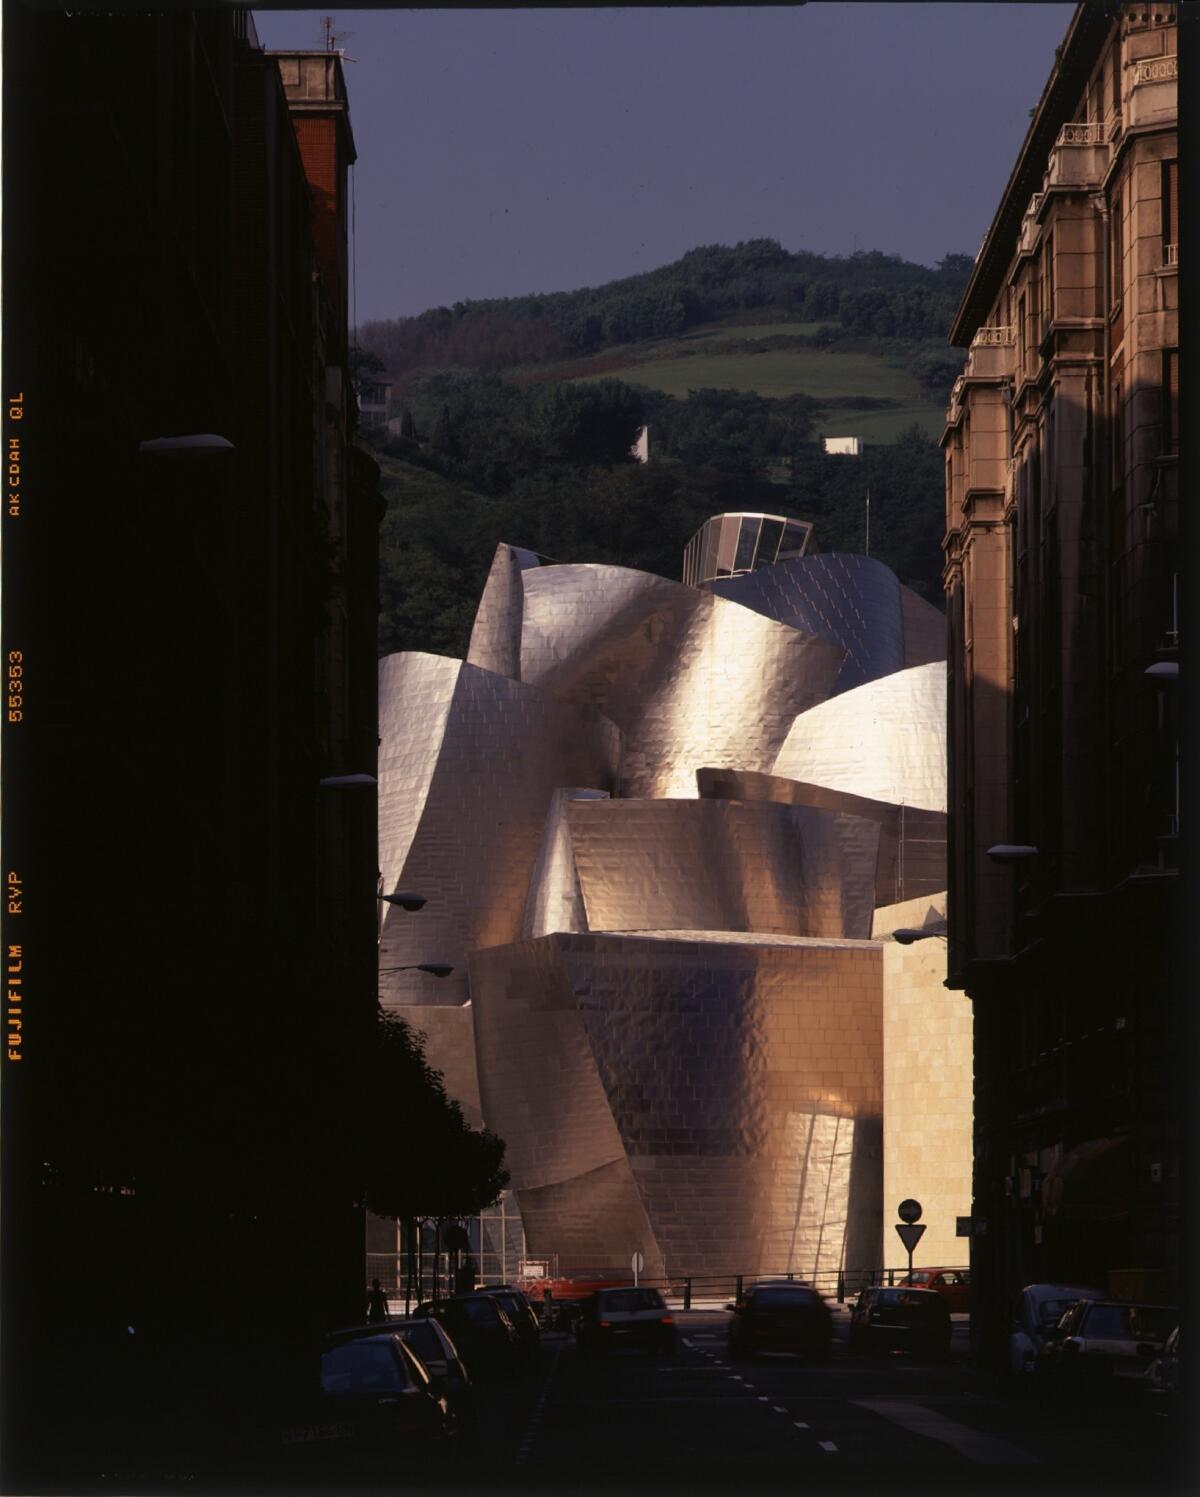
[
  {"x1": 852, "y1": 1399, "x2": 1040, "y2": 1465},
  {"x1": 758, "y1": 1396, "x2": 769, "y2": 1402},
  {"x1": 793, "y1": 1422, "x2": 809, "y2": 1429},
  {"x1": 819, "y1": 1440, "x2": 838, "y2": 1452},
  {"x1": 681, "y1": 1337, "x2": 694, "y2": 1348},
  {"x1": 773, "y1": 1406, "x2": 787, "y2": 1414},
  {"x1": 514, "y1": 1344, "x2": 563, "y2": 1467}
]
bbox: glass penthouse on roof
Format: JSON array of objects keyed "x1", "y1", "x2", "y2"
[{"x1": 682, "y1": 512, "x2": 813, "y2": 589}]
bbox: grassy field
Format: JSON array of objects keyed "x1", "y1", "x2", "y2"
[
  {"x1": 678, "y1": 321, "x2": 838, "y2": 344},
  {"x1": 813, "y1": 403, "x2": 946, "y2": 443},
  {"x1": 576, "y1": 347, "x2": 920, "y2": 402}
]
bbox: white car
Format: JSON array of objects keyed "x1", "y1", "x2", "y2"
[{"x1": 1009, "y1": 1283, "x2": 1104, "y2": 1377}]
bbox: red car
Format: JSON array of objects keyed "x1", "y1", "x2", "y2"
[{"x1": 896, "y1": 1268, "x2": 971, "y2": 1313}]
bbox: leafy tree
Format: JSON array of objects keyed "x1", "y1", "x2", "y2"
[
  {"x1": 359, "y1": 1007, "x2": 508, "y2": 1221},
  {"x1": 359, "y1": 242, "x2": 976, "y2": 384}
]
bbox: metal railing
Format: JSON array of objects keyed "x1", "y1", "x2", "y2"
[
  {"x1": 1056, "y1": 121, "x2": 1107, "y2": 146},
  {"x1": 972, "y1": 326, "x2": 1015, "y2": 348},
  {"x1": 1165, "y1": 243, "x2": 1179, "y2": 268},
  {"x1": 1133, "y1": 56, "x2": 1178, "y2": 87},
  {"x1": 514, "y1": 1265, "x2": 971, "y2": 1315}
]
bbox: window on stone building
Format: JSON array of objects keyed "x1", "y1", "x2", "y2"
[
  {"x1": 1043, "y1": 230, "x2": 1054, "y2": 331},
  {"x1": 1163, "y1": 350, "x2": 1179, "y2": 454},
  {"x1": 1111, "y1": 190, "x2": 1124, "y2": 306},
  {"x1": 1111, "y1": 50, "x2": 1121, "y2": 115},
  {"x1": 1112, "y1": 378, "x2": 1125, "y2": 491},
  {"x1": 1029, "y1": 268, "x2": 1041, "y2": 356},
  {"x1": 1162, "y1": 159, "x2": 1178, "y2": 263}
]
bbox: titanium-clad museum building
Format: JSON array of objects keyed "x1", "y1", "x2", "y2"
[{"x1": 378, "y1": 519, "x2": 969, "y2": 1280}]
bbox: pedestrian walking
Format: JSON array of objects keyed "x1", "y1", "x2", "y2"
[
  {"x1": 366, "y1": 1277, "x2": 389, "y2": 1323},
  {"x1": 454, "y1": 1253, "x2": 477, "y2": 1295}
]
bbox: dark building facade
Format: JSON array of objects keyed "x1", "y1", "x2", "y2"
[
  {"x1": 2, "y1": 7, "x2": 381, "y2": 1482},
  {"x1": 941, "y1": 2, "x2": 1180, "y2": 1368}
]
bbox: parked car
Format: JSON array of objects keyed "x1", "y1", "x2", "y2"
[
  {"x1": 472, "y1": 1285, "x2": 542, "y2": 1365},
  {"x1": 1008, "y1": 1283, "x2": 1105, "y2": 1380},
  {"x1": 325, "y1": 1317, "x2": 478, "y2": 1436},
  {"x1": 1036, "y1": 1299, "x2": 1177, "y2": 1403},
  {"x1": 276, "y1": 1331, "x2": 457, "y2": 1475},
  {"x1": 896, "y1": 1267, "x2": 971, "y2": 1314},
  {"x1": 413, "y1": 1295, "x2": 519, "y2": 1378},
  {"x1": 726, "y1": 1282, "x2": 833, "y2": 1362},
  {"x1": 1143, "y1": 1324, "x2": 1180, "y2": 1423},
  {"x1": 576, "y1": 1286, "x2": 676, "y2": 1356},
  {"x1": 848, "y1": 1286, "x2": 951, "y2": 1359}
]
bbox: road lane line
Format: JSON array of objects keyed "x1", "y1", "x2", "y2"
[
  {"x1": 819, "y1": 1441, "x2": 838, "y2": 1452},
  {"x1": 793, "y1": 1422, "x2": 809, "y2": 1429},
  {"x1": 513, "y1": 1343, "x2": 563, "y2": 1466},
  {"x1": 852, "y1": 1399, "x2": 1039, "y2": 1465},
  {"x1": 758, "y1": 1396, "x2": 768, "y2": 1402},
  {"x1": 773, "y1": 1406, "x2": 786, "y2": 1414}
]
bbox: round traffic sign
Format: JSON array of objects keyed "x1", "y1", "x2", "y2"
[
  {"x1": 631, "y1": 1251, "x2": 645, "y2": 1273},
  {"x1": 897, "y1": 1198, "x2": 923, "y2": 1224}
]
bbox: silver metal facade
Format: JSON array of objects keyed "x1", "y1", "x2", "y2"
[
  {"x1": 469, "y1": 931, "x2": 884, "y2": 1280},
  {"x1": 378, "y1": 531, "x2": 953, "y2": 1274},
  {"x1": 708, "y1": 552, "x2": 944, "y2": 696}
]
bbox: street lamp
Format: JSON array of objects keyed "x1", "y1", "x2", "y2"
[
  {"x1": 138, "y1": 433, "x2": 236, "y2": 458},
  {"x1": 892, "y1": 922, "x2": 948, "y2": 945},
  {"x1": 986, "y1": 844, "x2": 1040, "y2": 864},
  {"x1": 380, "y1": 892, "x2": 426, "y2": 912},
  {"x1": 379, "y1": 964, "x2": 453, "y2": 978}
]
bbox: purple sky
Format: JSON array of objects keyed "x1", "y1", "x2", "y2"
[{"x1": 252, "y1": 4, "x2": 1077, "y2": 326}]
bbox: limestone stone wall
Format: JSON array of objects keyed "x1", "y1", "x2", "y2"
[{"x1": 876, "y1": 894, "x2": 973, "y2": 1269}]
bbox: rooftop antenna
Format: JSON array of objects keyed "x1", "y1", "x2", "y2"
[{"x1": 320, "y1": 15, "x2": 354, "y2": 53}]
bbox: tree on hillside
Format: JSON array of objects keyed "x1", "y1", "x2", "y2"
[{"x1": 359, "y1": 243, "x2": 976, "y2": 382}]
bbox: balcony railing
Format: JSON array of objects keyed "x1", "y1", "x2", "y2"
[
  {"x1": 1164, "y1": 243, "x2": 1179, "y2": 268},
  {"x1": 1133, "y1": 55, "x2": 1178, "y2": 87},
  {"x1": 1056, "y1": 121, "x2": 1106, "y2": 146},
  {"x1": 972, "y1": 326, "x2": 1016, "y2": 347}
]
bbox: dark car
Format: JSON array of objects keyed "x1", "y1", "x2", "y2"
[
  {"x1": 576, "y1": 1286, "x2": 676, "y2": 1356},
  {"x1": 726, "y1": 1282, "x2": 833, "y2": 1362},
  {"x1": 324, "y1": 1317, "x2": 478, "y2": 1435},
  {"x1": 1008, "y1": 1282, "x2": 1105, "y2": 1381},
  {"x1": 1143, "y1": 1324, "x2": 1180, "y2": 1423},
  {"x1": 413, "y1": 1295, "x2": 519, "y2": 1378},
  {"x1": 1036, "y1": 1299, "x2": 1177, "y2": 1403},
  {"x1": 473, "y1": 1285, "x2": 542, "y2": 1365},
  {"x1": 276, "y1": 1332, "x2": 457, "y2": 1474},
  {"x1": 849, "y1": 1286, "x2": 952, "y2": 1359},
  {"x1": 541, "y1": 1272, "x2": 634, "y2": 1332}
]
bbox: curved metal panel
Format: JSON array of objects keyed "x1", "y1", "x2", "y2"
[
  {"x1": 470, "y1": 931, "x2": 885, "y2": 1278},
  {"x1": 772, "y1": 662, "x2": 947, "y2": 813},
  {"x1": 696, "y1": 768, "x2": 947, "y2": 911},
  {"x1": 516, "y1": 563, "x2": 846, "y2": 798},
  {"x1": 564, "y1": 797, "x2": 879, "y2": 940},
  {"x1": 465, "y1": 542, "x2": 541, "y2": 679},
  {"x1": 709, "y1": 553, "x2": 943, "y2": 696},
  {"x1": 521, "y1": 787, "x2": 609, "y2": 940},
  {"x1": 378, "y1": 654, "x2": 622, "y2": 1011}
]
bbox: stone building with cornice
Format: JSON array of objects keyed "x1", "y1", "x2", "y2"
[{"x1": 941, "y1": 2, "x2": 1179, "y2": 1368}]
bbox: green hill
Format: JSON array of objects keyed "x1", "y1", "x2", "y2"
[
  {"x1": 361, "y1": 241, "x2": 970, "y2": 444},
  {"x1": 367, "y1": 243, "x2": 964, "y2": 657}
]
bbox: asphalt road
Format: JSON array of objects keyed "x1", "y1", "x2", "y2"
[{"x1": 466, "y1": 1310, "x2": 1190, "y2": 1491}]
